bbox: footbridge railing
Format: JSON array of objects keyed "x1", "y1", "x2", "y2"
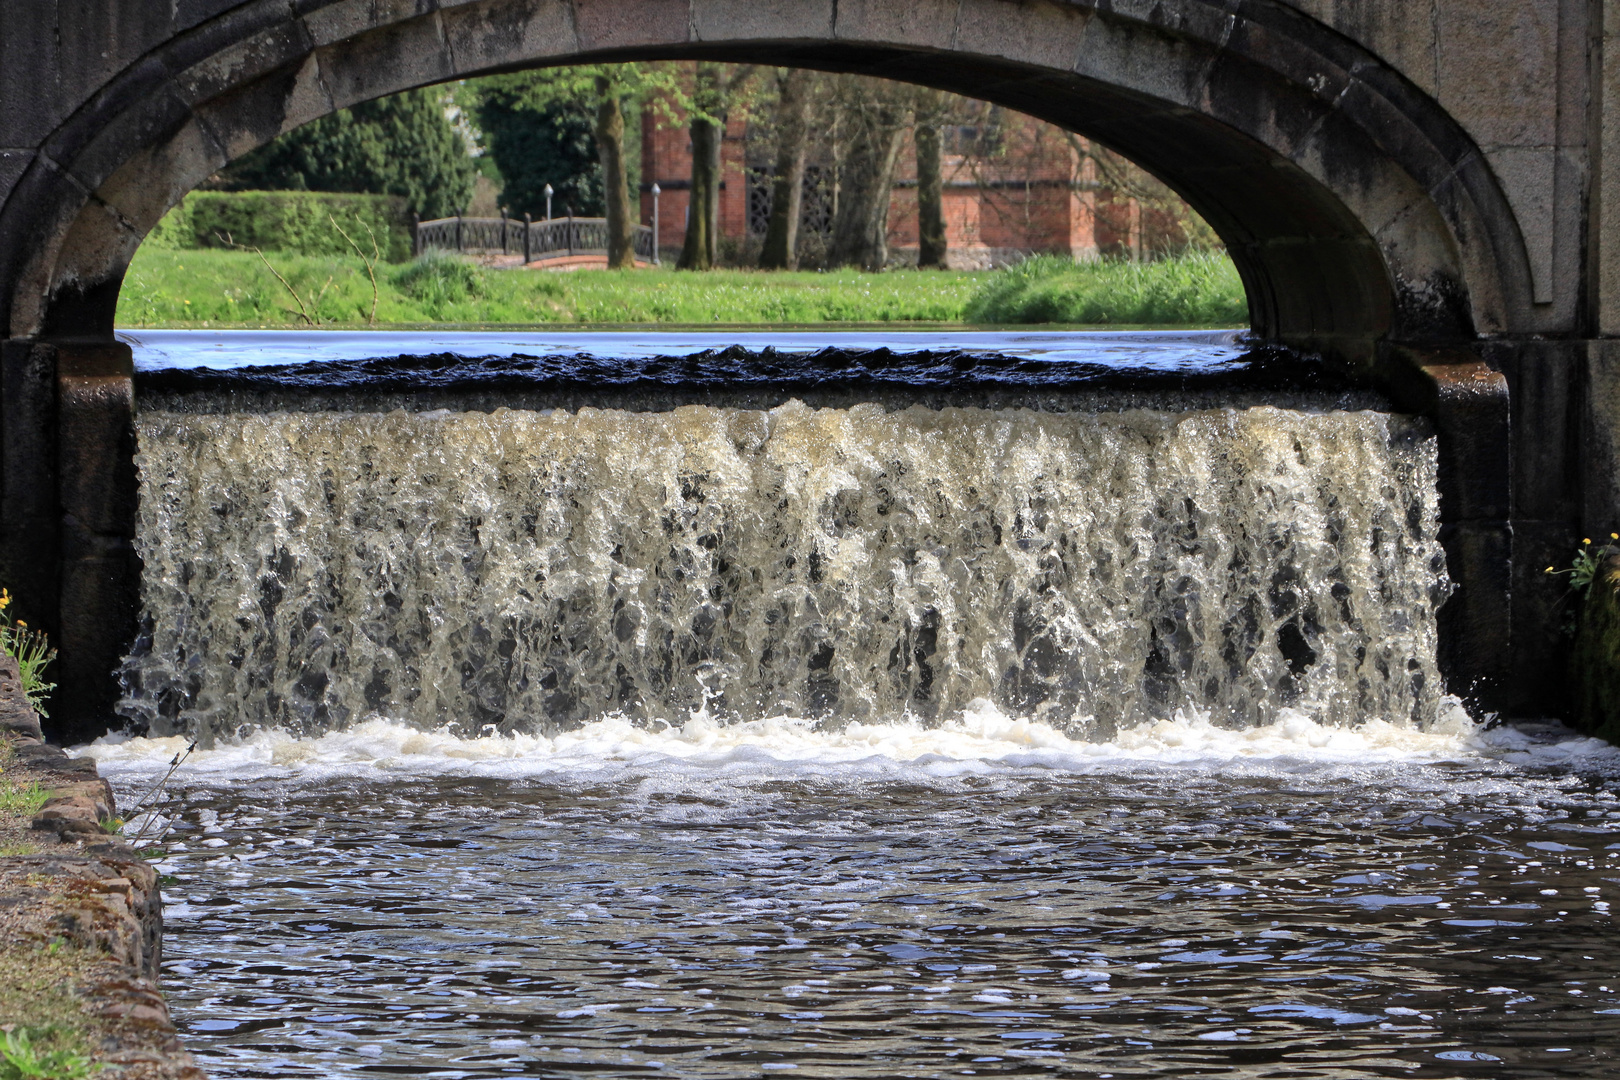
[{"x1": 414, "y1": 214, "x2": 657, "y2": 264}]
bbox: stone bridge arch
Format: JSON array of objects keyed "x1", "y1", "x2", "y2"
[
  {"x1": 3, "y1": 0, "x2": 1538, "y2": 362},
  {"x1": 0, "y1": 0, "x2": 1603, "y2": 735}
]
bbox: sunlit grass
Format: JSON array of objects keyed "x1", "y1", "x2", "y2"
[
  {"x1": 963, "y1": 251, "x2": 1248, "y2": 326},
  {"x1": 117, "y1": 247, "x2": 1248, "y2": 328}
]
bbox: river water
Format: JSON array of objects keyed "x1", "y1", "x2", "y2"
[
  {"x1": 87, "y1": 716, "x2": 1620, "y2": 1079},
  {"x1": 93, "y1": 330, "x2": 1620, "y2": 1076}
]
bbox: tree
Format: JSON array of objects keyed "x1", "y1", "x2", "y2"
[
  {"x1": 827, "y1": 77, "x2": 911, "y2": 271},
  {"x1": 677, "y1": 63, "x2": 755, "y2": 271},
  {"x1": 474, "y1": 74, "x2": 603, "y2": 220},
  {"x1": 913, "y1": 91, "x2": 949, "y2": 269},
  {"x1": 474, "y1": 66, "x2": 672, "y2": 267},
  {"x1": 759, "y1": 68, "x2": 814, "y2": 271},
  {"x1": 219, "y1": 87, "x2": 475, "y2": 220},
  {"x1": 594, "y1": 73, "x2": 635, "y2": 268}
]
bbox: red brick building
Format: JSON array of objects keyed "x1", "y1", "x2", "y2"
[{"x1": 639, "y1": 97, "x2": 1200, "y2": 268}]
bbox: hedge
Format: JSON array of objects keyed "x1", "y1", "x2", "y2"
[{"x1": 145, "y1": 190, "x2": 414, "y2": 262}]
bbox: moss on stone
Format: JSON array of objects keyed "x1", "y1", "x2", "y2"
[{"x1": 1572, "y1": 555, "x2": 1620, "y2": 742}]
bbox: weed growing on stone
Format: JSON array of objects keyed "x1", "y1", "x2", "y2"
[
  {"x1": 1548, "y1": 534, "x2": 1620, "y2": 599},
  {"x1": 0, "y1": 590, "x2": 55, "y2": 717},
  {"x1": 0, "y1": 782, "x2": 46, "y2": 822},
  {"x1": 0, "y1": 1026, "x2": 98, "y2": 1079}
]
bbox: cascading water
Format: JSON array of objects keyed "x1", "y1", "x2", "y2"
[
  {"x1": 97, "y1": 335, "x2": 1620, "y2": 1080},
  {"x1": 118, "y1": 398, "x2": 1444, "y2": 742}
]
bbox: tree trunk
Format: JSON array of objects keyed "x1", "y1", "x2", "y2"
[
  {"x1": 829, "y1": 115, "x2": 906, "y2": 271},
  {"x1": 678, "y1": 64, "x2": 728, "y2": 271},
  {"x1": 595, "y1": 76, "x2": 635, "y2": 269},
  {"x1": 915, "y1": 121, "x2": 947, "y2": 269},
  {"x1": 760, "y1": 69, "x2": 812, "y2": 271},
  {"x1": 677, "y1": 116, "x2": 720, "y2": 270}
]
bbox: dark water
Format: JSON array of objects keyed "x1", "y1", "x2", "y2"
[{"x1": 93, "y1": 723, "x2": 1620, "y2": 1079}]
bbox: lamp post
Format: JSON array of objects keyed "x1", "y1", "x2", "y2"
[
  {"x1": 650, "y1": 183, "x2": 661, "y2": 265},
  {"x1": 544, "y1": 183, "x2": 553, "y2": 222}
]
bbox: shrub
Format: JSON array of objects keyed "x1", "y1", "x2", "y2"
[
  {"x1": 145, "y1": 191, "x2": 413, "y2": 262},
  {"x1": 391, "y1": 250, "x2": 488, "y2": 318},
  {"x1": 963, "y1": 251, "x2": 1248, "y2": 325}
]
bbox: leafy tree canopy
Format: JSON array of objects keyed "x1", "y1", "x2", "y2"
[
  {"x1": 469, "y1": 66, "x2": 684, "y2": 222},
  {"x1": 218, "y1": 87, "x2": 475, "y2": 220},
  {"x1": 473, "y1": 73, "x2": 603, "y2": 220}
]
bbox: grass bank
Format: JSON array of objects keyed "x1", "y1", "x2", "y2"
[
  {"x1": 118, "y1": 247, "x2": 1247, "y2": 328},
  {"x1": 962, "y1": 251, "x2": 1247, "y2": 326}
]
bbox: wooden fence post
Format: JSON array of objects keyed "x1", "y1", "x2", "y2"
[
  {"x1": 567, "y1": 206, "x2": 574, "y2": 255},
  {"x1": 412, "y1": 212, "x2": 420, "y2": 258},
  {"x1": 523, "y1": 212, "x2": 532, "y2": 264}
]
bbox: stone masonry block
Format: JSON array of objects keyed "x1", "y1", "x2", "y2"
[
  {"x1": 1484, "y1": 146, "x2": 1556, "y2": 304},
  {"x1": 572, "y1": 0, "x2": 692, "y2": 52},
  {"x1": 57, "y1": 344, "x2": 136, "y2": 540},
  {"x1": 953, "y1": 0, "x2": 1092, "y2": 73},
  {"x1": 173, "y1": 20, "x2": 314, "y2": 108},
  {"x1": 1585, "y1": 341, "x2": 1620, "y2": 533},
  {"x1": 1067, "y1": 11, "x2": 1211, "y2": 112},
  {"x1": 1436, "y1": 520, "x2": 1512, "y2": 710},
  {"x1": 316, "y1": 16, "x2": 456, "y2": 111},
  {"x1": 691, "y1": 0, "x2": 835, "y2": 44},
  {"x1": 834, "y1": 0, "x2": 959, "y2": 50},
  {"x1": 94, "y1": 119, "x2": 229, "y2": 238},
  {"x1": 1436, "y1": 0, "x2": 1558, "y2": 148},
  {"x1": 441, "y1": 0, "x2": 581, "y2": 75},
  {"x1": 1288, "y1": 0, "x2": 1440, "y2": 97},
  {"x1": 0, "y1": 654, "x2": 44, "y2": 742},
  {"x1": 2, "y1": 339, "x2": 58, "y2": 524},
  {"x1": 300, "y1": 0, "x2": 430, "y2": 49},
  {"x1": 0, "y1": 150, "x2": 34, "y2": 212}
]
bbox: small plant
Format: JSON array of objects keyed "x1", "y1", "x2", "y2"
[
  {"x1": 0, "y1": 590, "x2": 55, "y2": 717},
  {"x1": 0, "y1": 781, "x2": 47, "y2": 820},
  {"x1": 330, "y1": 214, "x2": 382, "y2": 325},
  {"x1": 215, "y1": 230, "x2": 334, "y2": 325},
  {"x1": 392, "y1": 249, "x2": 487, "y2": 316},
  {"x1": 0, "y1": 1026, "x2": 98, "y2": 1079},
  {"x1": 1547, "y1": 534, "x2": 1620, "y2": 598}
]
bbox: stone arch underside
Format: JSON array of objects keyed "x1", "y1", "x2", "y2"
[{"x1": 0, "y1": 0, "x2": 1535, "y2": 371}]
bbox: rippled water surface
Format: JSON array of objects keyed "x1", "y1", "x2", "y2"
[{"x1": 90, "y1": 716, "x2": 1620, "y2": 1079}]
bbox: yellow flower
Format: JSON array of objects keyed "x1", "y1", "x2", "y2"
[
  {"x1": 1585, "y1": 538, "x2": 1593, "y2": 545},
  {"x1": 1547, "y1": 566, "x2": 1556, "y2": 573},
  {"x1": 16, "y1": 620, "x2": 26, "y2": 628}
]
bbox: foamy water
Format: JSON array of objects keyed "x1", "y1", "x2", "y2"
[{"x1": 83, "y1": 699, "x2": 1611, "y2": 788}]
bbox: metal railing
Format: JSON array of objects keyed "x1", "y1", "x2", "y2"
[{"x1": 413, "y1": 213, "x2": 657, "y2": 264}]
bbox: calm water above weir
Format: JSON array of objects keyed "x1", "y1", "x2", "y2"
[{"x1": 99, "y1": 330, "x2": 1620, "y2": 1076}]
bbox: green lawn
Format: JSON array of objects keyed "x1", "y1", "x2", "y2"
[{"x1": 116, "y1": 247, "x2": 1247, "y2": 329}]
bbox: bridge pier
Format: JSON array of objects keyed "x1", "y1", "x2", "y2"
[{"x1": 0, "y1": 336, "x2": 138, "y2": 744}]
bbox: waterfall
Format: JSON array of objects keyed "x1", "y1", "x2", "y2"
[{"x1": 118, "y1": 399, "x2": 1445, "y2": 742}]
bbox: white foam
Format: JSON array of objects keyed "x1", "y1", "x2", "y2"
[{"x1": 78, "y1": 698, "x2": 1609, "y2": 785}]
